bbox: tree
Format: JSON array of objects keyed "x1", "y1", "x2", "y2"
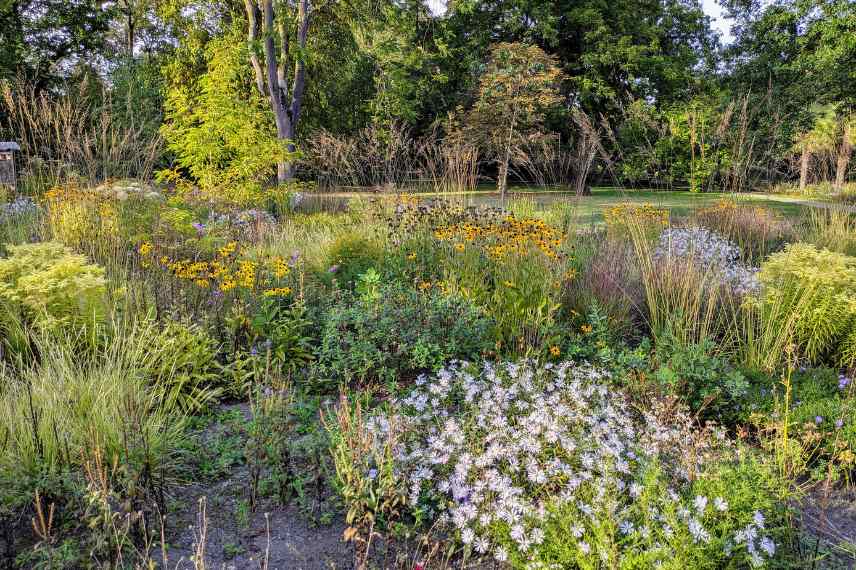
[
  {"x1": 0, "y1": 0, "x2": 112, "y2": 89},
  {"x1": 834, "y1": 112, "x2": 855, "y2": 190},
  {"x1": 440, "y1": 0, "x2": 717, "y2": 117},
  {"x1": 468, "y1": 42, "x2": 564, "y2": 198},
  {"x1": 160, "y1": 24, "x2": 292, "y2": 191},
  {"x1": 794, "y1": 109, "x2": 837, "y2": 192},
  {"x1": 244, "y1": 0, "x2": 311, "y2": 182}
]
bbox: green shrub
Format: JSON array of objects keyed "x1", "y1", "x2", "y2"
[
  {"x1": 324, "y1": 233, "x2": 384, "y2": 289},
  {"x1": 652, "y1": 329, "x2": 749, "y2": 423},
  {"x1": 758, "y1": 243, "x2": 856, "y2": 366},
  {"x1": 0, "y1": 242, "x2": 106, "y2": 347},
  {"x1": 316, "y1": 282, "x2": 492, "y2": 388}
]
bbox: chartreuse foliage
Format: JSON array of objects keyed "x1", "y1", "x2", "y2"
[
  {"x1": 0, "y1": 242, "x2": 106, "y2": 351},
  {"x1": 758, "y1": 243, "x2": 856, "y2": 366},
  {"x1": 159, "y1": 24, "x2": 294, "y2": 192}
]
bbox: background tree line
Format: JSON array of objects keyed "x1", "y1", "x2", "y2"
[{"x1": 0, "y1": 0, "x2": 853, "y2": 193}]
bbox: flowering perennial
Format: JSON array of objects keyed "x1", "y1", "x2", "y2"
[
  {"x1": 654, "y1": 227, "x2": 760, "y2": 295},
  {"x1": 434, "y1": 216, "x2": 565, "y2": 260},
  {"x1": 0, "y1": 196, "x2": 39, "y2": 219},
  {"x1": 368, "y1": 360, "x2": 777, "y2": 568}
]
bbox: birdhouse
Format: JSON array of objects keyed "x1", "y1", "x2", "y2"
[{"x1": 0, "y1": 142, "x2": 20, "y2": 192}]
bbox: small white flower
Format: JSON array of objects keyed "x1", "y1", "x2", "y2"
[
  {"x1": 694, "y1": 495, "x2": 708, "y2": 514},
  {"x1": 714, "y1": 497, "x2": 728, "y2": 512}
]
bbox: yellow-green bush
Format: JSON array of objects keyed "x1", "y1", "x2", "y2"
[
  {"x1": 0, "y1": 242, "x2": 107, "y2": 338},
  {"x1": 759, "y1": 243, "x2": 856, "y2": 366}
]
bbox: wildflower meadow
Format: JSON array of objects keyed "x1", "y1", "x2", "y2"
[{"x1": 1, "y1": 2, "x2": 856, "y2": 569}]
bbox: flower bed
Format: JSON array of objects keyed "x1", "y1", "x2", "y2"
[{"x1": 366, "y1": 360, "x2": 781, "y2": 568}]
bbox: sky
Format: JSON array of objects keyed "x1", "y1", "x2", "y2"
[{"x1": 425, "y1": 0, "x2": 735, "y2": 44}]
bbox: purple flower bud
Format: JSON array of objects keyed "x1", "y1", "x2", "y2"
[
  {"x1": 815, "y1": 416, "x2": 823, "y2": 425},
  {"x1": 328, "y1": 264, "x2": 339, "y2": 273},
  {"x1": 835, "y1": 419, "x2": 844, "y2": 429}
]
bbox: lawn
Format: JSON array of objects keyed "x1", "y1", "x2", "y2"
[{"x1": 331, "y1": 185, "x2": 813, "y2": 223}]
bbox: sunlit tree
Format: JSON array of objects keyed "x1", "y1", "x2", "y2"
[{"x1": 468, "y1": 42, "x2": 564, "y2": 198}]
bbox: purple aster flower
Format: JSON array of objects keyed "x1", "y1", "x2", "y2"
[
  {"x1": 815, "y1": 416, "x2": 823, "y2": 425},
  {"x1": 836, "y1": 419, "x2": 844, "y2": 429},
  {"x1": 328, "y1": 264, "x2": 339, "y2": 273}
]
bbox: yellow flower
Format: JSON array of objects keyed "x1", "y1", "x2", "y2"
[
  {"x1": 219, "y1": 279, "x2": 236, "y2": 292},
  {"x1": 564, "y1": 268, "x2": 578, "y2": 280},
  {"x1": 418, "y1": 281, "x2": 432, "y2": 290},
  {"x1": 218, "y1": 241, "x2": 238, "y2": 258},
  {"x1": 272, "y1": 257, "x2": 290, "y2": 279},
  {"x1": 503, "y1": 280, "x2": 514, "y2": 288},
  {"x1": 454, "y1": 243, "x2": 465, "y2": 252},
  {"x1": 407, "y1": 252, "x2": 417, "y2": 260},
  {"x1": 581, "y1": 324, "x2": 593, "y2": 334},
  {"x1": 194, "y1": 279, "x2": 210, "y2": 288},
  {"x1": 549, "y1": 345, "x2": 561, "y2": 357},
  {"x1": 262, "y1": 287, "x2": 292, "y2": 297},
  {"x1": 138, "y1": 242, "x2": 152, "y2": 256}
]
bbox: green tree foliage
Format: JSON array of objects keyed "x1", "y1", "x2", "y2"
[
  {"x1": 441, "y1": 0, "x2": 717, "y2": 114},
  {"x1": 0, "y1": 0, "x2": 112, "y2": 88},
  {"x1": 616, "y1": 98, "x2": 731, "y2": 191},
  {"x1": 725, "y1": 0, "x2": 855, "y2": 113},
  {"x1": 160, "y1": 23, "x2": 293, "y2": 191}
]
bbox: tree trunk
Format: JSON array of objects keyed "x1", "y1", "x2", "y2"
[
  {"x1": 127, "y1": 14, "x2": 135, "y2": 57},
  {"x1": 498, "y1": 152, "x2": 509, "y2": 200},
  {"x1": 245, "y1": 0, "x2": 310, "y2": 184},
  {"x1": 799, "y1": 147, "x2": 810, "y2": 192},
  {"x1": 835, "y1": 122, "x2": 852, "y2": 191}
]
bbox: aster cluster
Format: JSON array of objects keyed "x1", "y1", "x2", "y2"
[
  {"x1": 0, "y1": 196, "x2": 39, "y2": 219},
  {"x1": 368, "y1": 360, "x2": 777, "y2": 568},
  {"x1": 654, "y1": 227, "x2": 760, "y2": 295},
  {"x1": 203, "y1": 209, "x2": 276, "y2": 238}
]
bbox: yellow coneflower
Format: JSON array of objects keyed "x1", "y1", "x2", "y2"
[{"x1": 262, "y1": 287, "x2": 292, "y2": 297}]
